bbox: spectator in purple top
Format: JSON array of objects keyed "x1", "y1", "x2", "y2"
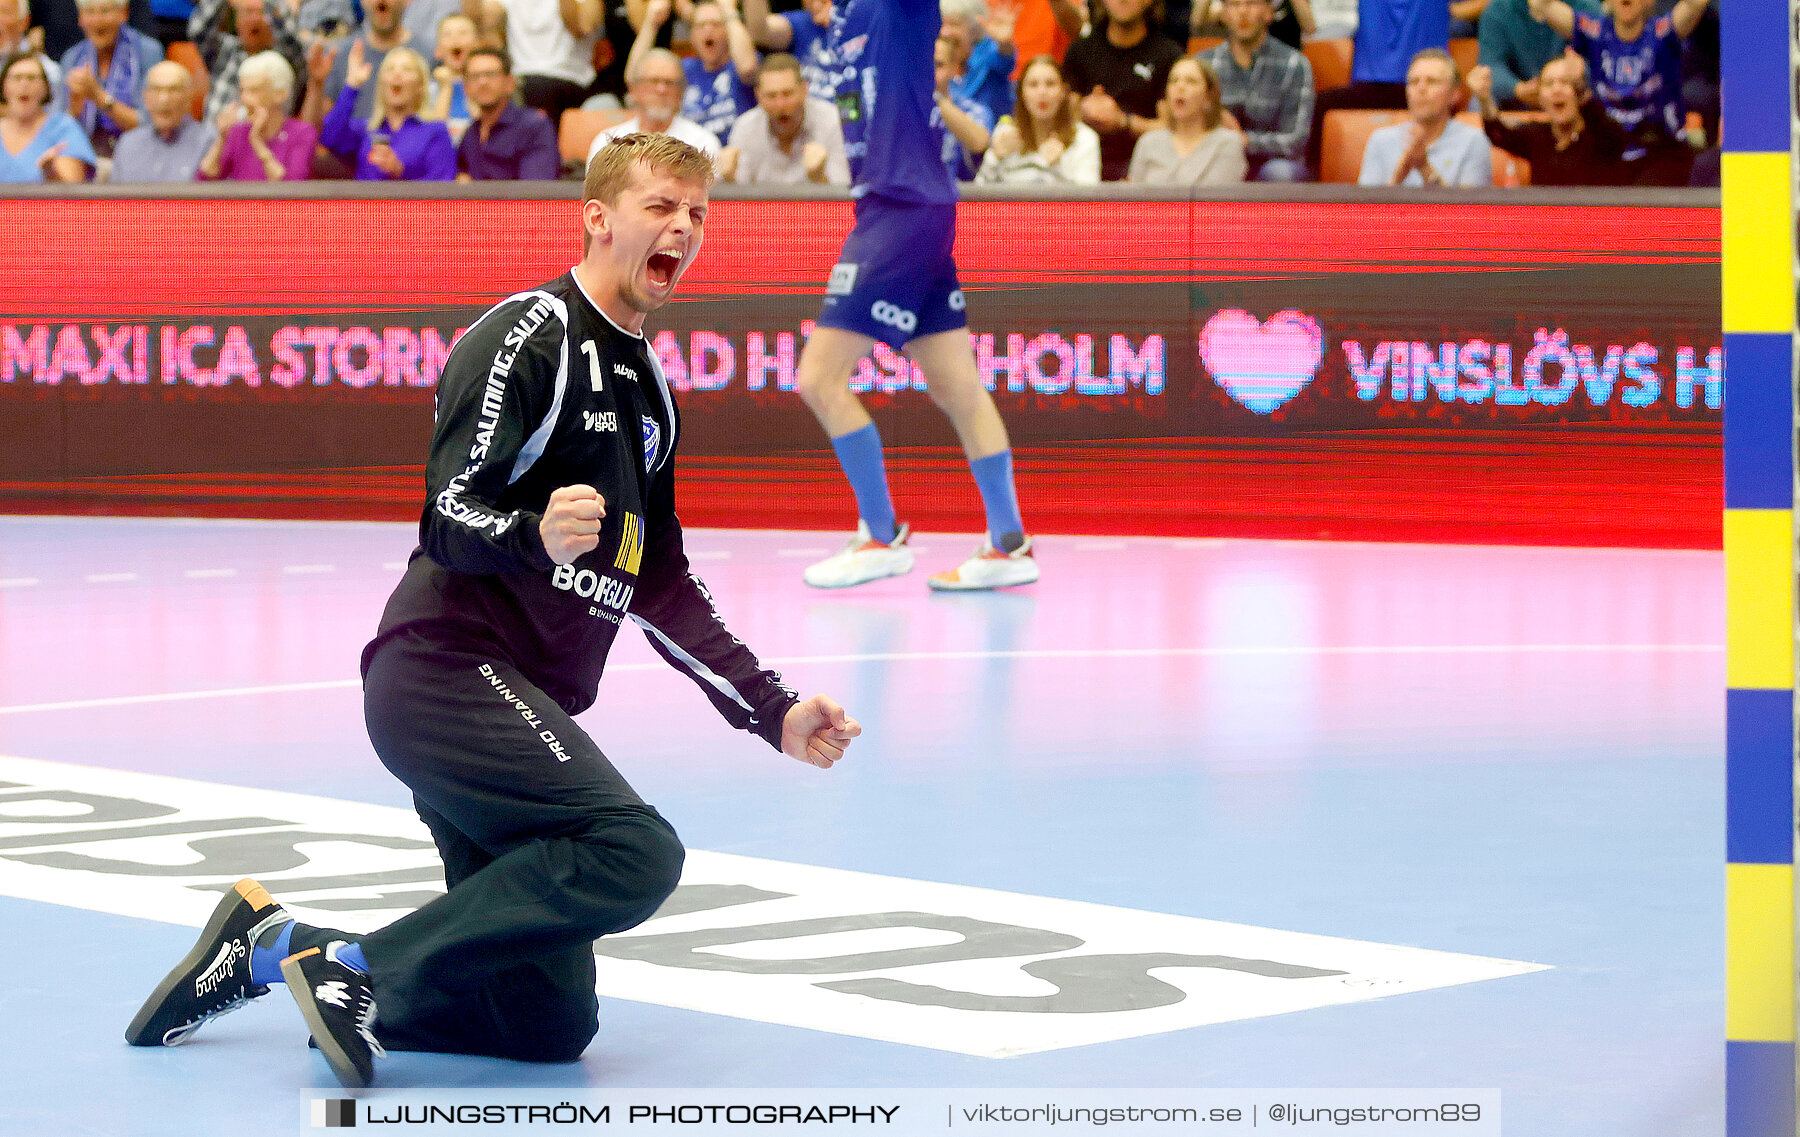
[
  {"x1": 198, "y1": 48, "x2": 314, "y2": 179},
  {"x1": 320, "y1": 40, "x2": 455, "y2": 179},
  {"x1": 455, "y1": 44, "x2": 559, "y2": 180}
]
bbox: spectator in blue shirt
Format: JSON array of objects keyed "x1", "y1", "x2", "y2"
[
  {"x1": 320, "y1": 40, "x2": 456, "y2": 179},
  {"x1": 0, "y1": 49, "x2": 94, "y2": 180},
  {"x1": 302, "y1": 0, "x2": 424, "y2": 129},
  {"x1": 630, "y1": 0, "x2": 757, "y2": 147},
  {"x1": 427, "y1": 11, "x2": 477, "y2": 143},
  {"x1": 146, "y1": 0, "x2": 193, "y2": 47},
  {"x1": 1358, "y1": 47, "x2": 1491, "y2": 185},
  {"x1": 742, "y1": 0, "x2": 837, "y2": 102},
  {"x1": 939, "y1": 0, "x2": 1014, "y2": 124},
  {"x1": 62, "y1": 0, "x2": 163, "y2": 157},
  {"x1": 1307, "y1": 0, "x2": 1448, "y2": 170},
  {"x1": 456, "y1": 44, "x2": 560, "y2": 179}
]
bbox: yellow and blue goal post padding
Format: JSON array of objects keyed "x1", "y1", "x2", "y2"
[{"x1": 1721, "y1": 2, "x2": 1796, "y2": 1135}]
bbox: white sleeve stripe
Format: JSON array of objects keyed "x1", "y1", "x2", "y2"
[
  {"x1": 507, "y1": 291, "x2": 572, "y2": 486},
  {"x1": 435, "y1": 288, "x2": 562, "y2": 422},
  {"x1": 629, "y1": 613, "x2": 756, "y2": 714}
]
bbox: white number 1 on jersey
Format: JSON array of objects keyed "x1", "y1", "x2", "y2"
[{"x1": 581, "y1": 339, "x2": 603, "y2": 392}]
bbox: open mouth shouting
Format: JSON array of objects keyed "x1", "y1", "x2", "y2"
[{"x1": 645, "y1": 246, "x2": 685, "y2": 293}]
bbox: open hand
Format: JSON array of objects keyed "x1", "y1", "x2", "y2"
[
  {"x1": 345, "y1": 37, "x2": 372, "y2": 89},
  {"x1": 982, "y1": 0, "x2": 1018, "y2": 45},
  {"x1": 306, "y1": 39, "x2": 335, "y2": 84}
]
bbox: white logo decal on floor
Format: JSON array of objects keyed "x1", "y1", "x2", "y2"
[{"x1": 0, "y1": 755, "x2": 1548, "y2": 1057}]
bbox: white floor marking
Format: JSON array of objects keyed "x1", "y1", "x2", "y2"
[
  {"x1": 0, "y1": 754, "x2": 1551, "y2": 1058},
  {"x1": 84, "y1": 572, "x2": 138, "y2": 584},
  {"x1": 0, "y1": 644, "x2": 1724, "y2": 716}
]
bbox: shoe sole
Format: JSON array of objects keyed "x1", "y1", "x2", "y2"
[
  {"x1": 125, "y1": 878, "x2": 272, "y2": 1046},
  {"x1": 282, "y1": 949, "x2": 372, "y2": 1089},
  {"x1": 926, "y1": 566, "x2": 1039, "y2": 592},
  {"x1": 802, "y1": 558, "x2": 915, "y2": 589}
]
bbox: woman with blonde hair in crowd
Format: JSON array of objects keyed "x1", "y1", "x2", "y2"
[
  {"x1": 198, "y1": 50, "x2": 316, "y2": 180},
  {"x1": 975, "y1": 53, "x2": 1099, "y2": 185},
  {"x1": 320, "y1": 39, "x2": 454, "y2": 180},
  {"x1": 1127, "y1": 55, "x2": 1245, "y2": 186},
  {"x1": 0, "y1": 49, "x2": 93, "y2": 181}
]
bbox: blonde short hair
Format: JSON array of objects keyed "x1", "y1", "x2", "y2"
[
  {"x1": 582, "y1": 133, "x2": 715, "y2": 252},
  {"x1": 584, "y1": 131, "x2": 715, "y2": 205}
]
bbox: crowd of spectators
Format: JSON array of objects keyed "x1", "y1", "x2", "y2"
[{"x1": 0, "y1": 0, "x2": 1721, "y2": 187}]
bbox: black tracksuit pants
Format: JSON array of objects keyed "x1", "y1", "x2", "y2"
[{"x1": 311, "y1": 629, "x2": 685, "y2": 1062}]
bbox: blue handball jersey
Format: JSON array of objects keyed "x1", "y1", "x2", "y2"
[
  {"x1": 823, "y1": 0, "x2": 957, "y2": 204},
  {"x1": 1570, "y1": 12, "x2": 1684, "y2": 143}
]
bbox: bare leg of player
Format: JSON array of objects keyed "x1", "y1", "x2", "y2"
[
  {"x1": 795, "y1": 326, "x2": 918, "y2": 588},
  {"x1": 905, "y1": 328, "x2": 1011, "y2": 461},
  {"x1": 904, "y1": 329, "x2": 1037, "y2": 590},
  {"x1": 796, "y1": 325, "x2": 880, "y2": 438}
]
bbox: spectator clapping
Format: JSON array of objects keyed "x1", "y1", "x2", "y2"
[{"x1": 976, "y1": 53, "x2": 1099, "y2": 184}]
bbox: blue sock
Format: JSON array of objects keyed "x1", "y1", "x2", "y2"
[
  {"x1": 248, "y1": 918, "x2": 295, "y2": 985},
  {"x1": 333, "y1": 941, "x2": 369, "y2": 974},
  {"x1": 829, "y1": 423, "x2": 897, "y2": 544},
  {"x1": 969, "y1": 449, "x2": 1025, "y2": 550}
]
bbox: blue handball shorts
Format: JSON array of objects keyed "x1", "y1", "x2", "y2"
[{"x1": 817, "y1": 195, "x2": 967, "y2": 350}]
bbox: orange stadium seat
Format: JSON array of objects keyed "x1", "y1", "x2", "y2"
[
  {"x1": 559, "y1": 107, "x2": 632, "y2": 170},
  {"x1": 1186, "y1": 35, "x2": 1223, "y2": 54},
  {"x1": 1302, "y1": 37, "x2": 1353, "y2": 91},
  {"x1": 1318, "y1": 107, "x2": 1399, "y2": 182},
  {"x1": 1447, "y1": 36, "x2": 1480, "y2": 77},
  {"x1": 165, "y1": 40, "x2": 208, "y2": 122}
]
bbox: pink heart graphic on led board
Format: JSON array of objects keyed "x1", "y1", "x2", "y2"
[{"x1": 1197, "y1": 309, "x2": 1325, "y2": 414}]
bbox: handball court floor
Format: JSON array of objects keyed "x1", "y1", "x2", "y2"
[{"x1": 0, "y1": 516, "x2": 1722, "y2": 1136}]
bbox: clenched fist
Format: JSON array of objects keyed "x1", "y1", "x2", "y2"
[
  {"x1": 540, "y1": 484, "x2": 606, "y2": 565},
  {"x1": 781, "y1": 694, "x2": 861, "y2": 769}
]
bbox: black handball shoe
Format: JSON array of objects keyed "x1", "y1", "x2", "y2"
[
  {"x1": 125, "y1": 877, "x2": 290, "y2": 1046},
  {"x1": 283, "y1": 944, "x2": 384, "y2": 1089}
]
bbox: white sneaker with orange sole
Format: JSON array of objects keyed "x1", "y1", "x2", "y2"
[
  {"x1": 802, "y1": 521, "x2": 914, "y2": 588},
  {"x1": 927, "y1": 535, "x2": 1039, "y2": 591}
]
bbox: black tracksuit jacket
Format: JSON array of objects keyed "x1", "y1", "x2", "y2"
[{"x1": 363, "y1": 271, "x2": 797, "y2": 748}]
